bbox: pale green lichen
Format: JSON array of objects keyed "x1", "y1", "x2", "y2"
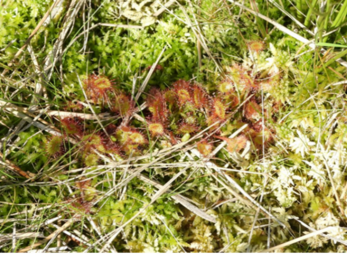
[{"x1": 108, "y1": 0, "x2": 174, "y2": 26}]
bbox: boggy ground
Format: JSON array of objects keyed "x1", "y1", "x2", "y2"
[{"x1": 1, "y1": 0, "x2": 347, "y2": 253}]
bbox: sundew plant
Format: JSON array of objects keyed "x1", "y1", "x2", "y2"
[{"x1": 1, "y1": 0, "x2": 347, "y2": 253}]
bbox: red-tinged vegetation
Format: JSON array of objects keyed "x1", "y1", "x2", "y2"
[
  {"x1": 128, "y1": 131, "x2": 147, "y2": 145},
  {"x1": 225, "y1": 64, "x2": 261, "y2": 92},
  {"x1": 227, "y1": 93, "x2": 240, "y2": 108},
  {"x1": 173, "y1": 79, "x2": 192, "y2": 105},
  {"x1": 178, "y1": 123, "x2": 200, "y2": 134},
  {"x1": 82, "y1": 134, "x2": 107, "y2": 154},
  {"x1": 216, "y1": 135, "x2": 248, "y2": 153},
  {"x1": 197, "y1": 140, "x2": 214, "y2": 157},
  {"x1": 111, "y1": 93, "x2": 134, "y2": 117},
  {"x1": 169, "y1": 131, "x2": 178, "y2": 145},
  {"x1": 218, "y1": 80, "x2": 240, "y2": 108},
  {"x1": 164, "y1": 89, "x2": 177, "y2": 107},
  {"x1": 148, "y1": 122, "x2": 165, "y2": 137},
  {"x1": 192, "y1": 84, "x2": 209, "y2": 109},
  {"x1": 76, "y1": 178, "x2": 92, "y2": 191},
  {"x1": 51, "y1": 65, "x2": 281, "y2": 169},
  {"x1": 94, "y1": 130, "x2": 122, "y2": 155},
  {"x1": 83, "y1": 153, "x2": 100, "y2": 166},
  {"x1": 212, "y1": 98, "x2": 227, "y2": 121},
  {"x1": 206, "y1": 116, "x2": 223, "y2": 133},
  {"x1": 147, "y1": 89, "x2": 169, "y2": 124},
  {"x1": 271, "y1": 100, "x2": 282, "y2": 113},
  {"x1": 218, "y1": 78, "x2": 235, "y2": 94},
  {"x1": 45, "y1": 135, "x2": 66, "y2": 158},
  {"x1": 115, "y1": 126, "x2": 147, "y2": 146},
  {"x1": 225, "y1": 65, "x2": 244, "y2": 87},
  {"x1": 143, "y1": 64, "x2": 163, "y2": 72},
  {"x1": 61, "y1": 117, "x2": 85, "y2": 136},
  {"x1": 65, "y1": 196, "x2": 94, "y2": 215},
  {"x1": 118, "y1": 127, "x2": 148, "y2": 154},
  {"x1": 104, "y1": 141, "x2": 122, "y2": 155},
  {"x1": 105, "y1": 124, "x2": 117, "y2": 135},
  {"x1": 244, "y1": 99, "x2": 262, "y2": 121},
  {"x1": 84, "y1": 75, "x2": 115, "y2": 104},
  {"x1": 247, "y1": 40, "x2": 265, "y2": 53},
  {"x1": 248, "y1": 121, "x2": 274, "y2": 149}
]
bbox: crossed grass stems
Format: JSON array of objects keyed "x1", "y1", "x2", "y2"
[{"x1": 1, "y1": 0, "x2": 347, "y2": 253}]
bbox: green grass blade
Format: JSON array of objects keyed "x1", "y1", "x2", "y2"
[
  {"x1": 304, "y1": 0, "x2": 318, "y2": 27},
  {"x1": 296, "y1": 0, "x2": 304, "y2": 20},
  {"x1": 316, "y1": 42, "x2": 347, "y2": 48},
  {"x1": 324, "y1": 0, "x2": 331, "y2": 30},
  {"x1": 331, "y1": 0, "x2": 347, "y2": 28}
]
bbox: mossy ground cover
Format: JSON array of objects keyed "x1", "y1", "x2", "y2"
[{"x1": 1, "y1": 0, "x2": 347, "y2": 253}]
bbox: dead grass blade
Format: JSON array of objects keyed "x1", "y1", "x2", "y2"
[
  {"x1": 134, "y1": 47, "x2": 166, "y2": 103},
  {"x1": 260, "y1": 227, "x2": 344, "y2": 252},
  {"x1": 18, "y1": 215, "x2": 78, "y2": 253}
]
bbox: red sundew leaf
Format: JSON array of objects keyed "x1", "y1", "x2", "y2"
[
  {"x1": 121, "y1": 144, "x2": 141, "y2": 155},
  {"x1": 82, "y1": 134, "x2": 106, "y2": 153},
  {"x1": 212, "y1": 98, "x2": 227, "y2": 120},
  {"x1": 197, "y1": 140, "x2": 214, "y2": 157},
  {"x1": 178, "y1": 123, "x2": 200, "y2": 134},
  {"x1": 169, "y1": 131, "x2": 178, "y2": 145},
  {"x1": 173, "y1": 80, "x2": 192, "y2": 105},
  {"x1": 61, "y1": 117, "x2": 85, "y2": 136},
  {"x1": 147, "y1": 89, "x2": 169, "y2": 124},
  {"x1": 148, "y1": 122, "x2": 165, "y2": 137},
  {"x1": 241, "y1": 73, "x2": 259, "y2": 92},
  {"x1": 93, "y1": 130, "x2": 121, "y2": 155},
  {"x1": 247, "y1": 41, "x2": 265, "y2": 53},
  {"x1": 217, "y1": 79, "x2": 240, "y2": 108},
  {"x1": 115, "y1": 126, "x2": 147, "y2": 146},
  {"x1": 249, "y1": 121, "x2": 274, "y2": 149},
  {"x1": 163, "y1": 89, "x2": 177, "y2": 107},
  {"x1": 225, "y1": 64, "x2": 244, "y2": 87},
  {"x1": 229, "y1": 94, "x2": 240, "y2": 108},
  {"x1": 104, "y1": 142, "x2": 122, "y2": 155},
  {"x1": 244, "y1": 99, "x2": 262, "y2": 121},
  {"x1": 226, "y1": 64, "x2": 259, "y2": 93},
  {"x1": 252, "y1": 120, "x2": 266, "y2": 133},
  {"x1": 128, "y1": 132, "x2": 147, "y2": 145},
  {"x1": 66, "y1": 197, "x2": 93, "y2": 215},
  {"x1": 45, "y1": 135, "x2": 66, "y2": 158},
  {"x1": 192, "y1": 84, "x2": 209, "y2": 109},
  {"x1": 111, "y1": 93, "x2": 134, "y2": 117},
  {"x1": 96, "y1": 131, "x2": 120, "y2": 153},
  {"x1": 218, "y1": 79, "x2": 235, "y2": 94},
  {"x1": 84, "y1": 75, "x2": 115, "y2": 103}
]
